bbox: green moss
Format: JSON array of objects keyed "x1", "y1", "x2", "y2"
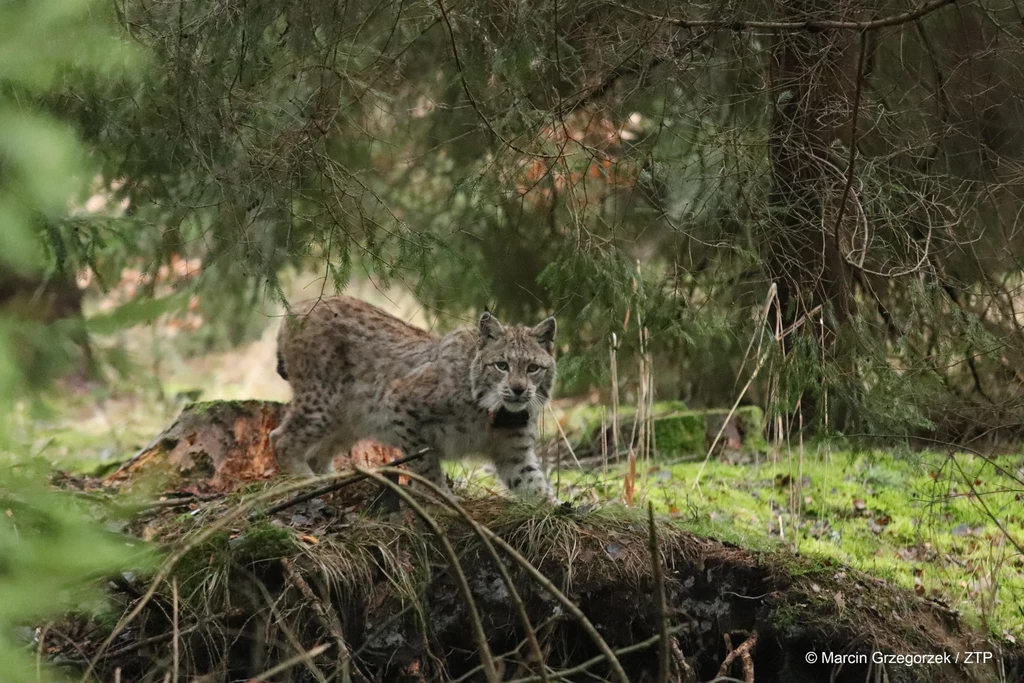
[
  {"x1": 175, "y1": 531, "x2": 232, "y2": 593},
  {"x1": 184, "y1": 399, "x2": 258, "y2": 416},
  {"x1": 551, "y1": 403, "x2": 766, "y2": 458},
  {"x1": 736, "y1": 406, "x2": 766, "y2": 449},
  {"x1": 544, "y1": 400, "x2": 689, "y2": 441},
  {"x1": 232, "y1": 522, "x2": 297, "y2": 562},
  {"x1": 652, "y1": 411, "x2": 707, "y2": 455},
  {"x1": 560, "y1": 445, "x2": 1024, "y2": 637}
]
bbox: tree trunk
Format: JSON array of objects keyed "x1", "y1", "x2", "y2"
[{"x1": 765, "y1": 0, "x2": 859, "y2": 427}]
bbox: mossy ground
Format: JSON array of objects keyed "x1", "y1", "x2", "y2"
[
  {"x1": 451, "y1": 443, "x2": 1024, "y2": 640},
  {"x1": 62, "y1": 475, "x2": 1016, "y2": 683}
]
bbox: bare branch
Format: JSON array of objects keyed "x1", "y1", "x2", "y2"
[{"x1": 607, "y1": 0, "x2": 957, "y2": 32}]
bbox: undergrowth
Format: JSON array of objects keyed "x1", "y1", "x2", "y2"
[{"x1": 451, "y1": 444, "x2": 1024, "y2": 640}]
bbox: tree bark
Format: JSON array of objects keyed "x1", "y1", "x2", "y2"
[{"x1": 765, "y1": 0, "x2": 860, "y2": 428}]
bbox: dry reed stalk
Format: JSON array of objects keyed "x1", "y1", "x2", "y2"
[
  {"x1": 610, "y1": 332, "x2": 620, "y2": 463},
  {"x1": 644, "y1": 327, "x2": 654, "y2": 476},
  {"x1": 547, "y1": 404, "x2": 582, "y2": 470},
  {"x1": 247, "y1": 644, "x2": 331, "y2": 682},
  {"x1": 625, "y1": 450, "x2": 636, "y2": 507},
  {"x1": 635, "y1": 321, "x2": 649, "y2": 493},
  {"x1": 648, "y1": 504, "x2": 669, "y2": 683},
  {"x1": 601, "y1": 410, "x2": 609, "y2": 483},
  {"x1": 171, "y1": 578, "x2": 179, "y2": 683}
]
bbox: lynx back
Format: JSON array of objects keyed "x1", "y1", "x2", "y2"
[{"x1": 270, "y1": 296, "x2": 558, "y2": 502}]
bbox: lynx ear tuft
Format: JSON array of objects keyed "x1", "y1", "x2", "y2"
[
  {"x1": 478, "y1": 311, "x2": 503, "y2": 342},
  {"x1": 533, "y1": 316, "x2": 556, "y2": 353}
]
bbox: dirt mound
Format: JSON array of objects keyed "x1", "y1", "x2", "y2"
[
  {"x1": 47, "y1": 400, "x2": 1021, "y2": 683},
  {"x1": 52, "y1": 493, "x2": 1019, "y2": 682}
]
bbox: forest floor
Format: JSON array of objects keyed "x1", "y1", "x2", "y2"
[{"x1": 9, "y1": 280, "x2": 1024, "y2": 648}]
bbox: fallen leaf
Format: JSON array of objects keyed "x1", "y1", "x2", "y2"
[
  {"x1": 869, "y1": 515, "x2": 891, "y2": 534},
  {"x1": 913, "y1": 568, "x2": 925, "y2": 596}
]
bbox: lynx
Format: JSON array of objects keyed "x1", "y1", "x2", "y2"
[{"x1": 270, "y1": 296, "x2": 558, "y2": 502}]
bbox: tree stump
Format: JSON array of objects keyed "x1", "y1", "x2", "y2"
[{"x1": 105, "y1": 400, "x2": 402, "y2": 494}]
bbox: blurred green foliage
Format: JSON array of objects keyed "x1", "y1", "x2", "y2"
[{"x1": 0, "y1": 1, "x2": 148, "y2": 680}]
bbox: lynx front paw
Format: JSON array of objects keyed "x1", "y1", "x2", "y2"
[{"x1": 275, "y1": 457, "x2": 317, "y2": 477}]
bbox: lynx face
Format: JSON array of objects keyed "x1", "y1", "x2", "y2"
[{"x1": 471, "y1": 313, "x2": 557, "y2": 414}]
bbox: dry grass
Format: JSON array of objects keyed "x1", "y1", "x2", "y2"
[{"x1": 42, "y1": 467, "x2": 1017, "y2": 683}]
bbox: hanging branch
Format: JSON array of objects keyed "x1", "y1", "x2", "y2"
[{"x1": 607, "y1": 0, "x2": 957, "y2": 32}]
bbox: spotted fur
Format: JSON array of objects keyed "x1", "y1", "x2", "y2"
[{"x1": 270, "y1": 296, "x2": 558, "y2": 502}]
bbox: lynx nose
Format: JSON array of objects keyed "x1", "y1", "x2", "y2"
[{"x1": 510, "y1": 383, "x2": 527, "y2": 397}]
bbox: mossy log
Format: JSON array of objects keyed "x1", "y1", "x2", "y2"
[
  {"x1": 64, "y1": 400, "x2": 1022, "y2": 683},
  {"x1": 543, "y1": 403, "x2": 767, "y2": 466}
]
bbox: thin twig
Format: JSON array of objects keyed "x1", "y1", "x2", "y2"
[
  {"x1": 261, "y1": 449, "x2": 429, "y2": 518},
  {"x1": 692, "y1": 355, "x2": 767, "y2": 494},
  {"x1": 608, "y1": 0, "x2": 956, "y2": 32},
  {"x1": 244, "y1": 565, "x2": 330, "y2": 683},
  {"x1": 362, "y1": 469, "x2": 552, "y2": 683},
  {"x1": 833, "y1": 32, "x2": 868, "y2": 256},
  {"x1": 716, "y1": 631, "x2": 758, "y2": 682},
  {"x1": 433, "y1": 0, "x2": 562, "y2": 160},
  {"x1": 367, "y1": 467, "x2": 631, "y2": 683},
  {"x1": 247, "y1": 644, "x2": 332, "y2": 682},
  {"x1": 352, "y1": 468, "x2": 501, "y2": 683},
  {"x1": 670, "y1": 637, "x2": 696, "y2": 683},
  {"x1": 281, "y1": 557, "x2": 362, "y2": 683},
  {"x1": 505, "y1": 626, "x2": 686, "y2": 683},
  {"x1": 449, "y1": 614, "x2": 563, "y2": 683}
]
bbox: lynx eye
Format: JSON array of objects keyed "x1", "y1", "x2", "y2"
[
  {"x1": 527, "y1": 364, "x2": 541, "y2": 373},
  {"x1": 495, "y1": 361, "x2": 510, "y2": 372}
]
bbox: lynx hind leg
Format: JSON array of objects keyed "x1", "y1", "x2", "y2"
[
  {"x1": 270, "y1": 401, "x2": 329, "y2": 477},
  {"x1": 396, "y1": 439, "x2": 449, "y2": 495},
  {"x1": 492, "y1": 434, "x2": 556, "y2": 503},
  {"x1": 309, "y1": 433, "x2": 355, "y2": 475}
]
